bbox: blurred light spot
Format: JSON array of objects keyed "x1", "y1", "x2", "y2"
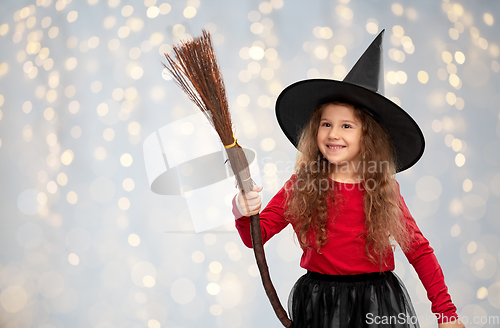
[
  {"x1": 249, "y1": 46, "x2": 265, "y2": 60},
  {"x1": 184, "y1": 6, "x2": 197, "y2": 18},
  {"x1": 103, "y1": 15, "x2": 116, "y2": 29},
  {"x1": 476, "y1": 287, "x2": 488, "y2": 300},
  {"x1": 108, "y1": 38, "x2": 120, "y2": 51},
  {"x1": 147, "y1": 6, "x2": 159, "y2": 18},
  {"x1": 0, "y1": 24, "x2": 9, "y2": 36},
  {"x1": 265, "y1": 48, "x2": 278, "y2": 61},
  {"x1": 449, "y1": 74, "x2": 460, "y2": 88},
  {"x1": 68, "y1": 253, "x2": 80, "y2": 265},
  {"x1": 387, "y1": 71, "x2": 397, "y2": 84},
  {"x1": 463, "y1": 179, "x2": 473, "y2": 192},
  {"x1": 451, "y1": 138, "x2": 462, "y2": 152},
  {"x1": 455, "y1": 153, "x2": 466, "y2": 167},
  {"x1": 450, "y1": 224, "x2": 461, "y2": 237},
  {"x1": 148, "y1": 319, "x2": 161, "y2": 328},
  {"x1": 131, "y1": 66, "x2": 143, "y2": 79},
  {"x1": 446, "y1": 92, "x2": 456, "y2": 105},
  {"x1": 192, "y1": 251, "x2": 205, "y2": 263},
  {"x1": 471, "y1": 253, "x2": 497, "y2": 279},
  {"x1": 204, "y1": 233, "x2": 216, "y2": 245},
  {"x1": 22, "y1": 101, "x2": 32, "y2": 114},
  {"x1": 417, "y1": 70, "x2": 429, "y2": 84},
  {"x1": 248, "y1": 10, "x2": 260, "y2": 22},
  {"x1": 238, "y1": 70, "x2": 251, "y2": 83},
  {"x1": 93, "y1": 147, "x2": 107, "y2": 161},
  {"x1": 159, "y1": 3, "x2": 171, "y2": 14},
  {"x1": 484, "y1": 13, "x2": 494, "y2": 26},
  {"x1": 61, "y1": 150, "x2": 74, "y2": 165},
  {"x1": 259, "y1": 1, "x2": 272, "y2": 14},
  {"x1": 90, "y1": 81, "x2": 102, "y2": 93},
  {"x1": 66, "y1": 101, "x2": 79, "y2": 114},
  {"x1": 128, "y1": 233, "x2": 140, "y2": 246},
  {"x1": 118, "y1": 197, "x2": 130, "y2": 210},
  {"x1": 455, "y1": 51, "x2": 465, "y2": 64},
  {"x1": 0, "y1": 286, "x2": 28, "y2": 313},
  {"x1": 122, "y1": 4, "x2": 134, "y2": 17},
  {"x1": 314, "y1": 46, "x2": 328, "y2": 59},
  {"x1": 207, "y1": 283, "x2": 220, "y2": 295},
  {"x1": 96, "y1": 103, "x2": 109, "y2": 116},
  {"x1": 37, "y1": 192, "x2": 48, "y2": 205},
  {"x1": 393, "y1": 25, "x2": 404, "y2": 37},
  {"x1": 65, "y1": 57, "x2": 77, "y2": 70},
  {"x1": 67, "y1": 191, "x2": 78, "y2": 204},
  {"x1": 172, "y1": 23, "x2": 185, "y2": 36},
  {"x1": 71, "y1": 126, "x2": 82, "y2": 139},
  {"x1": 118, "y1": 26, "x2": 130, "y2": 38},
  {"x1": 128, "y1": 122, "x2": 141, "y2": 135},
  {"x1": 170, "y1": 278, "x2": 196, "y2": 304},
  {"x1": 449, "y1": 28, "x2": 459, "y2": 40},
  {"x1": 366, "y1": 19, "x2": 378, "y2": 34},
  {"x1": 260, "y1": 138, "x2": 275, "y2": 151},
  {"x1": 236, "y1": 94, "x2": 250, "y2": 107},
  {"x1": 122, "y1": 178, "x2": 135, "y2": 191},
  {"x1": 442, "y1": 51, "x2": 452, "y2": 63},
  {"x1": 391, "y1": 3, "x2": 403, "y2": 16},
  {"x1": 467, "y1": 241, "x2": 477, "y2": 254},
  {"x1": 210, "y1": 304, "x2": 223, "y2": 316},
  {"x1": 447, "y1": 63, "x2": 457, "y2": 75},
  {"x1": 209, "y1": 261, "x2": 222, "y2": 274},
  {"x1": 48, "y1": 26, "x2": 58, "y2": 38},
  {"x1": 129, "y1": 47, "x2": 142, "y2": 59},
  {"x1": 67, "y1": 10, "x2": 78, "y2": 22}
]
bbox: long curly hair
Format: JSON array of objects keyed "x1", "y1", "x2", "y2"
[{"x1": 283, "y1": 101, "x2": 413, "y2": 268}]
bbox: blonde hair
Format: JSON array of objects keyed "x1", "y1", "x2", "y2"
[{"x1": 284, "y1": 101, "x2": 412, "y2": 269}]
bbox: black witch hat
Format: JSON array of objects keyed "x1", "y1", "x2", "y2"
[{"x1": 275, "y1": 30, "x2": 425, "y2": 172}]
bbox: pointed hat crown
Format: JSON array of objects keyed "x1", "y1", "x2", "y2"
[{"x1": 343, "y1": 29, "x2": 385, "y2": 95}]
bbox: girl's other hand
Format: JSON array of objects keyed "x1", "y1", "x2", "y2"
[{"x1": 237, "y1": 185, "x2": 263, "y2": 217}]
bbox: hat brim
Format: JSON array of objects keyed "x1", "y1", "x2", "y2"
[{"x1": 275, "y1": 79, "x2": 425, "y2": 172}]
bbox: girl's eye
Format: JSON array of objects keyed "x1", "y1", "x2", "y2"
[
  {"x1": 321, "y1": 122, "x2": 331, "y2": 127},
  {"x1": 342, "y1": 124, "x2": 351, "y2": 128}
]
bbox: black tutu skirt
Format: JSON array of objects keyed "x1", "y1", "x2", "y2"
[{"x1": 288, "y1": 271, "x2": 420, "y2": 328}]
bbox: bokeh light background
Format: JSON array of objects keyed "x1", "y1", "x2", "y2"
[{"x1": 0, "y1": 0, "x2": 500, "y2": 327}]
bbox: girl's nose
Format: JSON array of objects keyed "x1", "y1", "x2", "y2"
[{"x1": 328, "y1": 127, "x2": 340, "y2": 139}]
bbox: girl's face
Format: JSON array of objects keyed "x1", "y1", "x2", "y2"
[{"x1": 317, "y1": 103, "x2": 363, "y2": 176}]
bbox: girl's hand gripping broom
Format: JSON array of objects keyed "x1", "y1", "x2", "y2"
[{"x1": 163, "y1": 30, "x2": 292, "y2": 328}]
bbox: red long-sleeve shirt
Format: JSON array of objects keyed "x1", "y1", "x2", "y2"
[{"x1": 233, "y1": 176, "x2": 458, "y2": 324}]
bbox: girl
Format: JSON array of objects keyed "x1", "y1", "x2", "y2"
[{"x1": 232, "y1": 31, "x2": 465, "y2": 328}]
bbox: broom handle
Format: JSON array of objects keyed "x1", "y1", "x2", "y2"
[{"x1": 249, "y1": 213, "x2": 292, "y2": 327}]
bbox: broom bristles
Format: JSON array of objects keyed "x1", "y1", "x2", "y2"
[{"x1": 163, "y1": 30, "x2": 233, "y2": 147}]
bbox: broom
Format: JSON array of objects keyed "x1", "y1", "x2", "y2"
[{"x1": 163, "y1": 30, "x2": 292, "y2": 327}]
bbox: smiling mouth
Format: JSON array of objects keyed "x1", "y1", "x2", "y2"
[{"x1": 327, "y1": 145, "x2": 345, "y2": 149}]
